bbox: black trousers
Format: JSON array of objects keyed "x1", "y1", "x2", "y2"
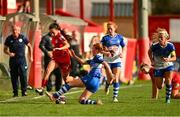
[{"x1": 9, "y1": 58, "x2": 27, "y2": 95}]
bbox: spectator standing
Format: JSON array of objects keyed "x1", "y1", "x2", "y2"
[
  {"x1": 69, "y1": 30, "x2": 81, "y2": 77},
  {"x1": 17, "y1": 0, "x2": 31, "y2": 13},
  {"x1": 4, "y1": 25, "x2": 33, "y2": 97}
]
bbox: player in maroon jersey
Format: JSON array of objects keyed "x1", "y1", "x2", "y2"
[
  {"x1": 36, "y1": 23, "x2": 72, "y2": 95},
  {"x1": 171, "y1": 71, "x2": 180, "y2": 99}
]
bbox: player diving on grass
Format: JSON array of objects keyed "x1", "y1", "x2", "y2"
[{"x1": 46, "y1": 43, "x2": 115, "y2": 105}]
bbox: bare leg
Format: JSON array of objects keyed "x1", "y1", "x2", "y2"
[
  {"x1": 42, "y1": 60, "x2": 58, "y2": 88},
  {"x1": 151, "y1": 77, "x2": 159, "y2": 99},
  {"x1": 155, "y1": 77, "x2": 164, "y2": 89},
  {"x1": 44, "y1": 60, "x2": 58, "y2": 80},
  {"x1": 172, "y1": 89, "x2": 180, "y2": 99},
  {"x1": 112, "y1": 67, "x2": 120, "y2": 102}
]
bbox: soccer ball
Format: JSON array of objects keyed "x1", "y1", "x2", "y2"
[{"x1": 55, "y1": 95, "x2": 66, "y2": 104}]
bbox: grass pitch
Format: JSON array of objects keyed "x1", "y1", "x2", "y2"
[{"x1": 0, "y1": 79, "x2": 180, "y2": 116}]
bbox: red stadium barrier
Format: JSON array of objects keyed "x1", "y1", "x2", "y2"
[
  {"x1": 149, "y1": 15, "x2": 180, "y2": 56},
  {"x1": 137, "y1": 39, "x2": 151, "y2": 80},
  {"x1": 124, "y1": 39, "x2": 137, "y2": 81},
  {"x1": 28, "y1": 30, "x2": 42, "y2": 88}
]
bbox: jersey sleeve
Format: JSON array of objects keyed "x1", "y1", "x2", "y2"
[
  {"x1": 150, "y1": 43, "x2": 156, "y2": 52},
  {"x1": 93, "y1": 54, "x2": 104, "y2": 63},
  {"x1": 101, "y1": 36, "x2": 106, "y2": 46},
  {"x1": 169, "y1": 43, "x2": 176, "y2": 56},
  {"x1": 169, "y1": 43, "x2": 176, "y2": 51},
  {"x1": 39, "y1": 35, "x2": 49, "y2": 55},
  {"x1": 4, "y1": 36, "x2": 10, "y2": 47},
  {"x1": 22, "y1": 34, "x2": 29, "y2": 45},
  {"x1": 120, "y1": 36, "x2": 126, "y2": 47},
  {"x1": 86, "y1": 59, "x2": 92, "y2": 64}
]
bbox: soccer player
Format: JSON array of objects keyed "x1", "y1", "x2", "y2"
[
  {"x1": 140, "y1": 63, "x2": 180, "y2": 99},
  {"x1": 39, "y1": 28, "x2": 62, "y2": 92},
  {"x1": 148, "y1": 28, "x2": 176, "y2": 103},
  {"x1": 101, "y1": 22, "x2": 126, "y2": 102},
  {"x1": 46, "y1": 43, "x2": 115, "y2": 105},
  {"x1": 140, "y1": 63, "x2": 162, "y2": 99},
  {"x1": 171, "y1": 71, "x2": 180, "y2": 99},
  {"x1": 36, "y1": 23, "x2": 72, "y2": 95}
]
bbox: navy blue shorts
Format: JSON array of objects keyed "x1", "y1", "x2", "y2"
[
  {"x1": 154, "y1": 66, "x2": 174, "y2": 77},
  {"x1": 109, "y1": 62, "x2": 121, "y2": 69}
]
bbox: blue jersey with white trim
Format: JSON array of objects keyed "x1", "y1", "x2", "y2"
[
  {"x1": 151, "y1": 42, "x2": 175, "y2": 69},
  {"x1": 101, "y1": 34, "x2": 125, "y2": 63},
  {"x1": 86, "y1": 54, "x2": 104, "y2": 78}
]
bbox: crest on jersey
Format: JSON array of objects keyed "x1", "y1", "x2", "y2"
[
  {"x1": 19, "y1": 38, "x2": 23, "y2": 42},
  {"x1": 10, "y1": 40, "x2": 13, "y2": 43}
]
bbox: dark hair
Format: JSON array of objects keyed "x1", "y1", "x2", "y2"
[
  {"x1": 93, "y1": 43, "x2": 103, "y2": 52},
  {"x1": 49, "y1": 23, "x2": 61, "y2": 30}
]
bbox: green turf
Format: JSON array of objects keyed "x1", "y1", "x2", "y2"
[{"x1": 0, "y1": 80, "x2": 180, "y2": 116}]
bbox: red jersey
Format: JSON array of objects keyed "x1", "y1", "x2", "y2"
[
  {"x1": 51, "y1": 33, "x2": 71, "y2": 73},
  {"x1": 172, "y1": 72, "x2": 180, "y2": 90}
]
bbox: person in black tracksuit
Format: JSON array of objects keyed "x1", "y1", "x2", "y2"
[
  {"x1": 4, "y1": 25, "x2": 33, "y2": 97},
  {"x1": 39, "y1": 32, "x2": 62, "y2": 91}
]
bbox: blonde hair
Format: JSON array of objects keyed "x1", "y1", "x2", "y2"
[
  {"x1": 157, "y1": 28, "x2": 169, "y2": 39},
  {"x1": 107, "y1": 21, "x2": 118, "y2": 29}
]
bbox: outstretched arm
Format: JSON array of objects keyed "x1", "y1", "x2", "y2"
[
  {"x1": 101, "y1": 46, "x2": 112, "y2": 57},
  {"x1": 102, "y1": 61, "x2": 115, "y2": 84},
  {"x1": 70, "y1": 50, "x2": 86, "y2": 64}
]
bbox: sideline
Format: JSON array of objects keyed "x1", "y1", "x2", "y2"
[{"x1": 0, "y1": 84, "x2": 143, "y2": 103}]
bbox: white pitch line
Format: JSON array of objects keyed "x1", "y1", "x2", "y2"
[
  {"x1": 0, "y1": 84, "x2": 143, "y2": 103},
  {"x1": 32, "y1": 95, "x2": 45, "y2": 99},
  {"x1": 0, "y1": 97, "x2": 20, "y2": 103}
]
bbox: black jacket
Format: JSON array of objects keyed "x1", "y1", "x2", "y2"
[{"x1": 39, "y1": 33, "x2": 53, "y2": 61}]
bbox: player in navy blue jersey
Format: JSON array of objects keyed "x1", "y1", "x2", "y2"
[
  {"x1": 148, "y1": 28, "x2": 176, "y2": 103},
  {"x1": 101, "y1": 22, "x2": 126, "y2": 102},
  {"x1": 46, "y1": 43, "x2": 114, "y2": 105}
]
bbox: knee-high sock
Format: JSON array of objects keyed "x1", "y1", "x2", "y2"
[
  {"x1": 80, "y1": 99, "x2": 97, "y2": 104},
  {"x1": 42, "y1": 79, "x2": 48, "y2": 88},
  {"x1": 166, "y1": 84, "x2": 172, "y2": 100},
  {"x1": 53, "y1": 84, "x2": 71, "y2": 98},
  {"x1": 113, "y1": 82, "x2": 120, "y2": 98},
  {"x1": 105, "y1": 81, "x2": 110, "y2": 89}
]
